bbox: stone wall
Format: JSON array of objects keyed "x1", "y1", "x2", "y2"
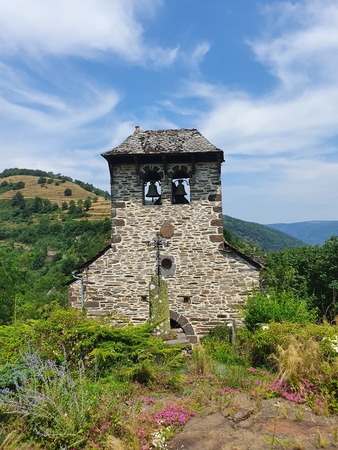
[{"x1": 69, "y1": 160, "x2": 260, "y2": 341}]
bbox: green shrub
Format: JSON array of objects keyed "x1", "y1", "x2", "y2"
[
  {"x1": 242, "y1": 290, "x2": 318, "y2": 331},
  {"x1": 202, "y1": 325, "x2": 247, "y2": 366},
  {"x1": 0, "y1": 308, "x2": 185, "y2": 377},
  {"x1": 236, "y1": 322, "x2": 338, "y2": 368},
  {"x1": 0, "y1": 350, "x2": 119, "y2": 449}
]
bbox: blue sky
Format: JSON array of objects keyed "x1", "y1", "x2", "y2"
[{"x1": 1, "y1": 0, "x2": 338, "y2": 224}]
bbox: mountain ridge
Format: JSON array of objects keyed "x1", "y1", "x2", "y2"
[
  {"x1": 267, "y1": 220, "x2": 338, "y2": 246},
  {"x1": 223, "y1": 215, "x2": 304, "y2": 252}
]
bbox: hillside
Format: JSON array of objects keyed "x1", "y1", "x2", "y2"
[
  {"x1": 0, "y1": 169, "x2": 305, "y2": 252},
  {"x1": 267, "y1": 220, "x2": 338, "y2": 246},
  {"x1": 0, "y1": 173, "x2": 111, "y2": 220},
  {"x1": 223, "y1": 215, "x2": 304, "y2": 252},
  {"x1": 0, "y1": 170, "x2": 112, "y2": 325}
]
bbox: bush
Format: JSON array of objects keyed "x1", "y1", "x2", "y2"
[
  {"x1": 0, "y1": 349, "x2": 119, "y2": 449},
  {"x1": 236, "y1": 322, "x2": 338, "y2": 368},
  {"x1": 0, "y1": 308, "x2": 184, "y2": 375},
  {"x1": 12, "y1": 181, "x2": 25, "y2": 190},
  {"x1": 242, "y1": 290, "x2": 318, "y2": 331},
  {"x1": 202, "y1": 325, "x2": 247, "y2": 366},
  {"x1": 37, "y1": 177, "x2": 46, "y2": 185}
]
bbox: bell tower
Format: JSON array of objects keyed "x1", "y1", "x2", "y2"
[{"x1": 69, "y1": 127, "x2": 261, "y2": 341}]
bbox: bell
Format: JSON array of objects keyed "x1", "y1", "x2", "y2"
[
  {"x1": 175, "y1": 180, "x2": 187, "y2": 196},
  {"x1": 145, "y1": 181, "x2": 160, "y2": 198}
]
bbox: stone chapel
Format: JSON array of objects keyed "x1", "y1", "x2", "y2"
[{"x1": 68, "y1": 127, "x2": 261, "y2": 342}]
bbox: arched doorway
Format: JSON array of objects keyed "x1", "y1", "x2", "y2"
[{"x1": 170, "y1": 310, "x2": 198, "y2": 343}]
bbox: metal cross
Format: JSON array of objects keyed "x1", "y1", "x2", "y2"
[{"x1": 145, "y1": 232, "x2": 169, "y2": 285}]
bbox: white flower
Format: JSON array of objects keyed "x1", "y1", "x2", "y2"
[{"x1": 323, "y1": 335, "x2": 338, "y2": 353}]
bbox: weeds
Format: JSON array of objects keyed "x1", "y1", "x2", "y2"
[
  {"x1": 1, "y1": 312, "x2": 338, "y2": 449},
  {"x1": 270, "y1": 336, "x2": 321, "y2": 385},
  {"x1": 316, "y1": 432, "x2": 329, "y2": 448},
  {"x1": 0, "y1": 349, "x2": 119, "y2": 449}
]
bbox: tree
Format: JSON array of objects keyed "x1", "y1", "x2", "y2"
[
  {"x1": 33, "y1": 197, "x2": 44, "y2": 213},
  {"x1": 265, "y1": 237, "x2": 338, "y2": 322},
  {"x1": 11, "y1": 191, "x2": 25, "y2": 209},
  {"x1": 42, "y1": 199, "x2": 53, "y2": 213},
  {"x1": 64, "y1": 188, "x2": 72, "y2": 197},
  {"x1": 0, "y1": 248, "x2": 29, "y2": 325},
  {"x1": 68, "y1": 200, "x2": 77, "y2": 215},
  {"x1": 38, "y1": 177, "x2": 47, "y2": 185},
  {"x1": 83, "y1": 198, "x2": 92, "y2": 211},
  {"x1": 13, "y1": 181, "x2": 25, "y2": 190}
]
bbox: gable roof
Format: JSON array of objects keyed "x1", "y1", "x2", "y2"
[
  {"x1": 68, "y1": 240, "x2": 263, "y2": 285},
  {"x1": 222, "y1": 240, "x2": 265, "y2": 269},
  {"x1": 102, "y1": 128, "x2": 222, "y2": 157}
]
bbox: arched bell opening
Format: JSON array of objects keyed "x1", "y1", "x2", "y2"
[
  {"x1": 171, "y1": 170, "x2": 190, "y2": 204},
  {"x1": 143, "y1": 171, "x2": 162, "y2": 205}
]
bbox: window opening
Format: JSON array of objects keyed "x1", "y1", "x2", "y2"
[
  {"x1": 172, "y1": 177, "x2": 190, "y2": 204},
  {"x1": 161, "y1": 258, "x2": 173, "y2": 270}
]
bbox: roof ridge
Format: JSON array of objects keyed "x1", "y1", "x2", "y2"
[{"x1": 102, "y1": 127, "x2": 222, "y2": 156}]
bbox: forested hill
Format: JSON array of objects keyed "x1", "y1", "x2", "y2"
[
  {"x1": 0, "y1": 169, "x2": 114, "y2": 325},
  {"x1": 267, "y1": 221, "x2": 338, "y2": 246},
  {"x1": 223, "y1": 215, "x2": 305, "y2": 252}
]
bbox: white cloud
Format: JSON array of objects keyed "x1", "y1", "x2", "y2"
[
  {"x1": 250, "y1": 0, "x2": 338, "y2": 89},
  {"x1": 181, "y1": 0, "x2": 338, "y2": 161},
  {"x1": 0, "y1": 82, "x2": 119, "y2": 132},
  {"x1": 0, "y1": 61, "x2": 120, "y2": 190},
  {"x1": 177, "y1": 0, "x2": 338, "y2": 222},
  {"x1": 198, "y1": 84, "x2": 338, "y2": 157},
  {"x1": 0, "y1": 0, "x2": 176, "y2": 66},
  {"x1": 222, "y1": 155, "x2": 338, "y2": 223}
]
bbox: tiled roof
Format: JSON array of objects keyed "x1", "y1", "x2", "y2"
[{"x1": 102, "y1": 128, "x2": 221, "y2": 156}]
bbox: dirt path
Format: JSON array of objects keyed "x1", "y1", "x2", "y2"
[{"x1": 168, "y1": 394, "x2": 338, "y2": 450}]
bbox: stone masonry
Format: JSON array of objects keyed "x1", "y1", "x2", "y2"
[{"x1": 68, "y1": 128, "x2": 261, "y2": 342}]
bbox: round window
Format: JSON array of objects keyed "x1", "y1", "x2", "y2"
[{"x1": 161, "y1": 258, "x2": 173, "y2": 270}]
